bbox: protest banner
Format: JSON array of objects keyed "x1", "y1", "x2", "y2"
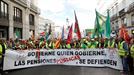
[{"x1": 3, "y1": 49, "x2": 123, "y2": 70}]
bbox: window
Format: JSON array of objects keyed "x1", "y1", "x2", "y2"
[
  {"x1": 121, "y1": 17, "x2": 127, "y2": 26},
  {"x1": 29, "y1": 14, "x2": 34, "y2": 25},
  {"x1": 0, "y1": 0, "x2": 8, "y2": 19},
  {"x1": 14, "y1": 7, "x2": 22, "y2": 23},
  {"x1": 131, "y1": 14, "x2": 134, "y2": 26}
]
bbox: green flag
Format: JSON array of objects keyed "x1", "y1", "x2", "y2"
[
  {"x1": 105, "y1": 10, "x2": 111, "y2": 38},
  {"x1": 92, "y1": 10, "x2": 106, "y2": 38}
]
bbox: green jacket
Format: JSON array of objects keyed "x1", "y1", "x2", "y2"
[
  {"x1": 66, "y1": 44, "x2": 71, "y2": 49},
  {"x1": 90, "y1": 41, "x2": 97, "y2": 48},
  {"x1": 118, "y1": 41, "x2": 126, "y2": 57},
  {"x1": 81, "y1": 43, "x2": 87, "y2": 49}
]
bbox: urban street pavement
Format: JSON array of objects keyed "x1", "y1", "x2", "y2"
[{"x1": 2, "y1": 65, "x2": 122, "y2": 75}]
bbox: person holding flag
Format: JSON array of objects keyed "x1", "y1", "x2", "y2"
[
  {"x1": 128, "y1": 37, "x2": 134, "y2": 73},
  {"x1": 118, "y1": 37, "x2": 129, "y2": 75},
  {"x1": 108, "y1": 38, "x2": 116, "y2": 49}
]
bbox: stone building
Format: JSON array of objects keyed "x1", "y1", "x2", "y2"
[
  {"x1": 109, "y1": 0, "x2": 134, "y2": 36},
  {"x1": 0, "y1": 0, "x2": 40, "y2": 40}
]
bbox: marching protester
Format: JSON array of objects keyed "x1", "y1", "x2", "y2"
[
  {"x1": 90, "y1": 39, "x2": 97, "y2": 48},
  {"x1": 66, "y1": 42, "x2": 71, "y2": 49},
  {"x1": 0, "y1": 39, "x2": 3, "y2": 71},
  {"x1": 81, "y1": 39, "x2": 87, "y2": 49},
  {"x1": 75, "y1": 40, "x2": 81, "y2": 49},
  {"x1": 104, "y1": 38, "x2": 108, "y2": 48},
  {"x1": 0, "y1": 38, "x2": 7, "y2": 74},
  {"x1": 1, "y1": 35, "x2": 134, "y2": 74},
  {"x1": 1, "y1": 37, "x2": 132, "y2": 50},
  {"x1": 108, "y1": 38, "x2": 116, "y2": 49},
  {"x1": 60, "y1": 40, "x2": 66, "y2": 49},
  {"x1": 118, "y1": 37, "x2": 129, "y2": 75},
  {"x1": 99, "y1": 38, "x2": 105, "y2": 49},
  {"x1": 128, "y1": 37, "x2": 134, "y2": 73},
  {"x1": 39, "y1": 40, "x2": 46, "y2": 49}
]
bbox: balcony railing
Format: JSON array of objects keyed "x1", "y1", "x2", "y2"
[
  {"x1": 0, "y1": 12, "x2": 9, "y2": 20},
  {"x1": 119, "y1": 9, "x2": 126, "y2": 17}
]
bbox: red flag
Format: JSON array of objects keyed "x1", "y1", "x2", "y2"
[
  {"x1": 66, "y1": 25, "x2": 73, "y2": 44},
  {"x1": 74, "y1": 11, "x2": 81, "y2": 40},
  {"x1": 119, "y1": 25, "x2": 130, "y2": 43},
  {"x1": 124, "y1": 31, "x2": 131, "y2": 43},
  {"x1": 40, "y1": 32, "x2": 45, "y2": 36}
]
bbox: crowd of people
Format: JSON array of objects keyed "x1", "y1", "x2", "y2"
[
  {"x1": 0, "y1": 36, "x2": 134, "y2": 75},
  {"x1": 0, "y1": 36, "x2": 133, "y2": 50}
]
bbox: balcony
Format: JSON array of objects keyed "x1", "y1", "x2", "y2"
[
  {"x1": 110, "y1": 14, "x2": 118, "y2": 21},
  {"x1": 119, "y1": 9, "x2": 126, "y2": 17},
  {"x1": 0, "y1": 12, "x2": 9, "y2": 19},
  {"x1": 0, "y1": 12, "x2": 9, "y2": 26}
]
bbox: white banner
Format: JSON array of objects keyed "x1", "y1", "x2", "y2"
[{"x1": 3, "y1": 49, "x2": 123, "y2": 70}]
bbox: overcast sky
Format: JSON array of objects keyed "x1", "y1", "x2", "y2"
[{"x1": 38, "y1": 0, "x2": 116, "y2": 31}]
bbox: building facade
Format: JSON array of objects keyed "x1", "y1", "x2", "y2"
[
  {"x1": 43, "y1": 19, "x2": 55, "y2": 33},
  {"x1": 38, "y1": 17, "x2": 46, "y2": 34},
  {"x1": 109, "y1": 0, "x2": 134, "y2": 36},
  {"x1": 0, "y1": 0, "x2": 40, "y2": 40},
  {"x1": 38, "y1": 17, "x2": 55, "y2": 37}
]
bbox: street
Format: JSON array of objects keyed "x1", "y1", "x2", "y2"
[{"x1": 3, "y1": 65, "x2": 121, "y2": 75}]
